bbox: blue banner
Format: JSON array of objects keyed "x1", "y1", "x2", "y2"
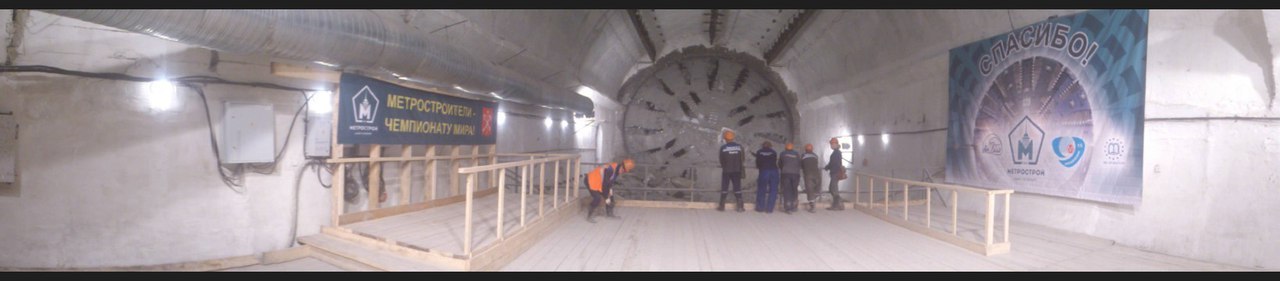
[
  {"x1": 337, "y1": 73, "x2": 498, "y2": 145},
  {"x1": 945, "y1": 10, "x2": 1147, "y2": 205}
]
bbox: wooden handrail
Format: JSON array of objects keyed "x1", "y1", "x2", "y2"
[
  {"x1": 855, "y1": 172, "x2": 1009, "y2": 194},
  {"x1": 457, "y1": 155, "x2": 577, "y2": 174},
  {"x1": 455, "y1": 153, "x2": 581, "y2": 257},
  {"x1": 325, "y1": 154, "x2": 488, "y2": 163},
  {"x1": 851, "y1": 172, "x2": 1014, "y2": 256}
]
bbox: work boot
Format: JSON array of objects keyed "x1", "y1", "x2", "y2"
[
  {"x1": 827, "y1": 201, "x2": 845, "y2": 211},
  {"x1": 807, "y1": 202, "x2": 816, "y2": 213},
  {"x1": 606, "y1": 207, "x2": 621, "y2": 219},
  {"x1": 587, "y1": 209, "x2": 597, "y2": 223},
  {"x1": 717, "y1": 194, "x2": 727, "y2": 211},
  {"x1": 735, "y1": 196, "x2": 746, "y2": 212}
]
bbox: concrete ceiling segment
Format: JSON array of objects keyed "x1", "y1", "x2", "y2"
[{"x1": 779, "y1": 10, "x2": 1037, "y2": 108}]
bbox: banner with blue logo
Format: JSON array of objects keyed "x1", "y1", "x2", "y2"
[
  {"x1": 337, "y1": 73, "x2": 498, "y2": 145},
  {"x1": 945, "y1": 10, "x2": 1147, "y2": 205}
]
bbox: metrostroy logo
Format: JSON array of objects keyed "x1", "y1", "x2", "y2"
[
  {"x1": 1008, "y1": 116, "x2": 1044, "y2": 165},
  {"x1": 1052, "y1": 136, "x2": 1086, "y2": 168},
  {"x1": 353, "y1": 85, "x2": 380, "y2": 124}
]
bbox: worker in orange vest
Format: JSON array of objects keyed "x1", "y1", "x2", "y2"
[{"x1": 586, "y1": 158, "x2": 635, "y2": 223}]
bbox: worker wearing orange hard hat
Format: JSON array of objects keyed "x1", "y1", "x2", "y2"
[
  {"x1": 718, "y1": 130, "x2": 746, "y2": 212},
  {"x1": 586, "y1": 158, "x2": 635, "y2": 223},
  {"x1": 800, "y1": 143, "x2": 822, "y2": 213}
]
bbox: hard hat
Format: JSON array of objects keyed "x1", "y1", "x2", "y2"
[
  {"x1": 785, "y1": 143, "x2": 794, "y2": 150},
  {"x1": 622, "y1": 159, "x2": 635, "y2": 171},
  {"x1": 830, "y1": 137, "x2": 839, "y2": 144},
  {"x1": 723, "y1": 131, "x2": 735, "y2": 141},
  {"x1": 805, "y1": 144, "x2": 813, "y2": 152}
]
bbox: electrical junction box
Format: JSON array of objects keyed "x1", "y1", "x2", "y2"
[
  {"x1": 304, "y1": 109, "x2": 332, "y2": 158},
  {"x1": 223, "y1": 102, "x2": 275, "y2": 164},
  {"x1": 0, "y1": 114, "x2": 15, "y2": 183}
]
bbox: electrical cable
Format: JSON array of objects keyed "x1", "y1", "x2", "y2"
[{"x1": 0, "y1": 64, "x2": 330, "y2": 192}]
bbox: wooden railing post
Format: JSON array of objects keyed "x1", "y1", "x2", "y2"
[
  {"x1": 1004, "y1": 193, "x2": 1011, "y2": 243},
  {"x1": 926, "y1": 187, "x2": 931, "y2": 229},
  {"x1": 568, "y1": 159, "x2": 573, "y2": 203},
  {"x1": 539, "y1": 161, "x2": 545, "y2": 218},
  {"x1": 449, "y1": 146, "x2": 462, "y2": 197},
  {"x1": 573, "y1": 158, "x2": 581, "y2": 198},
  {"x1": 425, "y1": 145, "x2": 436, "y2": 201},
  {"x1": 463, "y1": 173, "x2": 476, "y2": 256},
  {"x1": 329, "y1": 88, "x2": 343, "y2": 227},
  {"x1": 368, "y1": 145, "x2": 384, "y2": 210},
  {"x1": 855, "y1": 175, "x2": 860, "y2": 207},
  {"x1": 985, "y1": 192, "x2": 995, "y2": 246},
  {"x1": 903, "y1": 183, "x2": 909, "y2": 220},
  {"x1": 952, "y1": 191, "x2": 958, "y2": 235},
  {"x1": 520, "y1": 165, "x2": 528, "y2": 227},
  {"x1": 399, "y1": 145, "x2": 413, "y2": 205},
  {"x1": 553, "y1": 159, "x2": 560, "y2": 209},
  {"x1": 489, "y1": 145, "x2": 498, "y2": 190},
  {"x1": 497, "y1": 169, "x2": 506, "y2": 241},
  {"x1": 883, "y1": 179, "x2": 889, "y2": 214}
]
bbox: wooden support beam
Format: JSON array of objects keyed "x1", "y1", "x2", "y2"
[
  {"x1": 553, "y1": 160, "x2": 560, "y2": 209},
  {"x1": 489, "y1": 145, "x2": 498, "y2": 190},
  {"x1": 564, "y1": 159, "x2": 571, "y2": 203},
  {"x1": 262, "y1": 246, "x2": 312, "y2": 265},
  {"x1": 926, "y1": 187, "x2": 932, "y2": 229},
  {"x1": 1004, "y1": 193, "x2": 1011, "y2": 243},
  {"x1": 368, "y1": 145, "x2": 384, "y2": 210},
  {"x1": 399, "y1": 145, "x2": 413, "y2": 205},
  {"x1": 330, "y1": 88, "x2": 345, "y2": 227},
  {"x1": 855, "y1": 175, "x2": 860, "y2": 205},
  {"x1": 520, "y1": 165, "x2": 528, "y2": 227},
  {"x1": 952, "y1": 191, "x2": 958, "y2": 235},
  {"x1": 985, "y1": 193, "x2": 995, "y2": 246},
  {"x1": 538, "y1": 162, "x2": 545, "y2": 218},
  {"x1": 471, "y1": 145, "x2": 481, "y2": 189},
  {"x1": 450, "y1": 146, "x2": 462, "y2": 197},
  {"x1": 270, "y1": 62, "x2": 340, "y2": 84},
  {"x1": 425, "y1": 145, "x2": 437, "y2": 201},
  {"x1": 497, "y1": 170, "x2": 507, "y2": 241},
  {"x1": 883, "y1": 180, "x2": 889, "y2": 214},
  {"x1": 903, "y1": 183, "x2": 909, "y2": 220},
  {"x1": 574, "y1": 159, "x2": 581, "y2": 198},
  {"x1": 464, "y1": 173, "x2": 476, "y2": 256}
]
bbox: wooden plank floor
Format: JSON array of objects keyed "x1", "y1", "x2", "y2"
[
  {"x1": 344, "y1": 188, "x2": 584, "y2": 257},
  {"x1": 500, "y1": 202, "x2": 1252, "y2": 271}
]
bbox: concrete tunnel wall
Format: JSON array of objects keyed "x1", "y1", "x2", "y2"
[
  {"x1": 0, "y1": 11, "x2": 602, "y2": 268},
  {"x1": 781, "y1": 10, "x2": 1280, "y2": 269}
]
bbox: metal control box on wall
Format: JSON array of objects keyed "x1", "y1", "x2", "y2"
[
  {"x1": 223, "y1": 102, "x2": 275, "y2": 164},
  {"x1": 304, "y1": 109, "x2": 332, "y2": 158}
]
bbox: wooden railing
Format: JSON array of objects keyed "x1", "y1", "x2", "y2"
[
  {"x1": 456, "y1": 153, "x2": 581, "y2": 257},
  {"x1": 852, "y1": 172, "x2": 1013, "y2": 256},
  {"x1": 327, "y1": 144, "x2": 502, "y2": 226}
]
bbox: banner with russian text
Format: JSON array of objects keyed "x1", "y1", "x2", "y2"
[
  {"x1": 945, "y1": 10, "x2": 1147, "y2": 205},
  {"x1": 337, "y1": 73, "x2": 497, "y2": 145}
]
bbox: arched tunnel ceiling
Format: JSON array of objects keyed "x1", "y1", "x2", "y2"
[
  {"x1": 404, "y1": 9, "x2": 1081, "y2": 120},
  {"x1": 394, "y1": 10, "x2": 812, "y2": 113}
]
